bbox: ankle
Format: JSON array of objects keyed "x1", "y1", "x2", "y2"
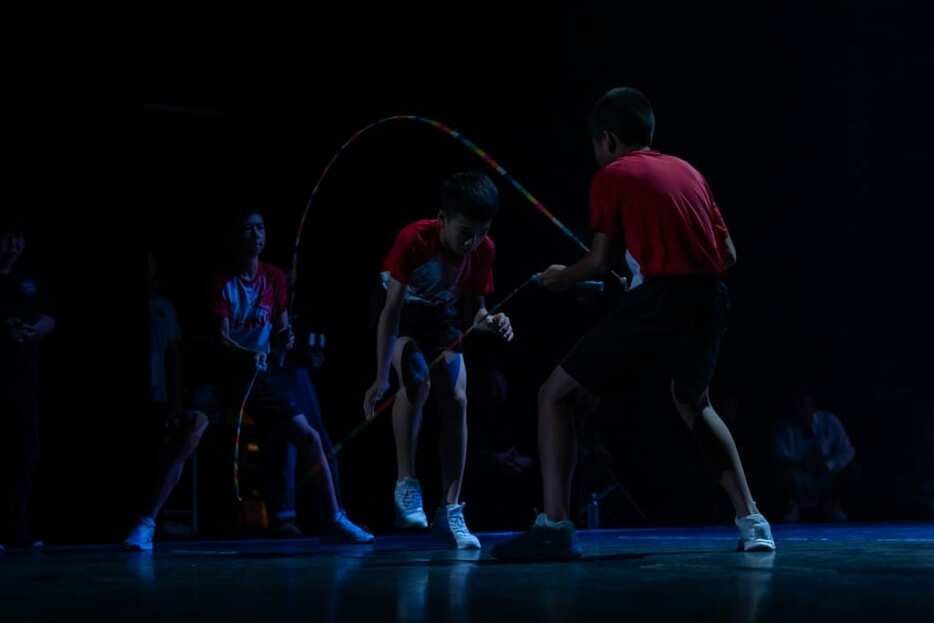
[
  {"x1": 738, "y1": 501, "x2": 761, "y2": 519},
  {"x1": 539, "y1": 513, "x2": 572, "y2": 529},
  {"x1": 544, "y1": 512, "x2": 569, "y2": 523}
]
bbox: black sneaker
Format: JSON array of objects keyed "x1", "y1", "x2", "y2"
[{"x1": 490, "y1": 513, "x2": 582, "y2": 561}]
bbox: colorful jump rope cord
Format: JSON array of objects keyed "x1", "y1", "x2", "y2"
[{"x1": 288, "y1": 115, "x2": 624, "y2": 316}]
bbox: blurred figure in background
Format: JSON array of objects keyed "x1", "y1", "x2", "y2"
[
  {"x1": 774, "y1": 387, "x2": 858, "y2": 521},
  {"x1": 1, "y1": 216, "x2": 55, "y2": 551}
]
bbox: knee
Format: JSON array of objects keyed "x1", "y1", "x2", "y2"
[
  {"x1": 670, "y1": 382, "x2": 709, "y2": 428},
  {"x1": 538, "y1": 378, "x2": 582, "y2": 412},
  {"x1": 403, "y1": 357, "x2": 431, "y2": 405},
  {"x1": 306, "y1": 426, "x2": 323, "y2": 450},
  {"x1": 294, "y1": 422, "x2": 323, "y2": 452},
  {"x1": 453, "y1": 388, "x2": 467, "y2": 410},
  {"x1": 443, "y1": 387, "x2": 468, "y2": 415},
  {"x1": 538, "y1": 381, "x2": 559, "y2": 408}
]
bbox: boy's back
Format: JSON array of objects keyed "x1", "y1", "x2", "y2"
[{"x1": 591, "y1": 150, "x2": 731, "y2": 288}]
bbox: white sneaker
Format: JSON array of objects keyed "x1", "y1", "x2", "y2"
[
  {"x1": 394, "y1": 478, "x2": 428, "y2": 529},
  {"x1": 735, "y1": 511, "x2": 776, "y2": 552},
  {"x1": 432, "y1": 503, "x2": 480, "y2": 550},
  {"x1": 124, "y1": 516, "x2": 156, "y2": 551}
]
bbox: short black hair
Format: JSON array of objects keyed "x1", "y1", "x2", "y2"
[
  {"x1": 588, "y1": 87, "x2": 655, "y2": 148},
  {"x1": 440, "y1": 172, "x2": 499, "y2": 222}
]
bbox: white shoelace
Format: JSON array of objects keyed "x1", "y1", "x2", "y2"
[
  {"x1": 449, "y1": 508, "x2": 469, "y2": 537},
  {"x1": 401, "y1": 485, "x2": 421, "y2": 511}
]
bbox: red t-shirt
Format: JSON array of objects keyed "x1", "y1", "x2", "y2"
[
  {"x1": 381, "y1": 219, "x2": 495, "y2": 306},
  {"x1": 589, "y1": 150, "x2": 731, "y2": 287},
  {"x1": 212, "y1": 262, "x2": 288, "y2": 352}
]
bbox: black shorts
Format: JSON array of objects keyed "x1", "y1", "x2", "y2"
[
  {"x1": 561, "y1": 276, "x2": 729, "y2": 404},
  {"x1": 190, "y1": 369, "x2": 301, "y2": 428},
  {"x1": 370, "y1": 285, "x2": 463, "y2": 355}
]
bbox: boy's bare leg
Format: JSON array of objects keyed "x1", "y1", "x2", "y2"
[
  {"x1": 671, "y1": 384, "x2": 755, "y2": 517},
  {"x1": 287, "y1": 415, "x2": 373, "y2": 542},
  {"x1": 390, "y1": 338, "x2": 430, "y2": 481},
  {"x1": 539, "y1": 366, "x2": 598, "y2": 522},
  {"x1": 434, "y1": 351, "x2": 468, "y2": 505},
  {"x1": 143, "y1": 411, "x2": 209, "y2": 519},
  {"x1": 287, "y1": 414, "x2": 340, "y2": 516}
]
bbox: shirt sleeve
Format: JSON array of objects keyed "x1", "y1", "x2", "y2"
[
  {"x1": 382, "y1": 226, "x2": 421, "y2": 285},
  {"x1": 211, "y1": 277, "x2": 231, "y2": 318},
  {"x1": 462, "y1": 237, "x2": 496, "y2": 297},
  {"x1": 824, "y1": 413, "x2": 856, "y2": 472},
  {"x1": 589, "y1": 168, "x2": 622, "y2": 241},
  {"x1": 704, "y1": 179, "x2": 732, "y2": 264},
  {"x1": 271, "y1": 267, "x2": 289, "y2": 318}
]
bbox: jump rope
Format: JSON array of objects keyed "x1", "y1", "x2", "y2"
[{"x1": 233, "y1": 116, "x2": 632, "y2": 509}]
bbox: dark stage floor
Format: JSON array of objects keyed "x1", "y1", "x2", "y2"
[{"x1": 3, "y1": 523, "x2": 933, "y2": 622}]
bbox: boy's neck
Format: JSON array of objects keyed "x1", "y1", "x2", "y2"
[
  {"x1": 611, "y1": 145, "x2": 651, "y2": 163},
  {"x1": 238, "y1": 256, "x2": 260, "y2": 278}
]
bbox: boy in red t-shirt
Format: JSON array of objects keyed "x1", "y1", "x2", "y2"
[
  {"x1": 365, "y1": 172, "x2": 514, "y2": 549},
  {"x1": 124, "y1": 211, "x2": 372, "y2": 550},
  {"x1": 493, "y1": 88, "x2": 775, "y2": 560}
]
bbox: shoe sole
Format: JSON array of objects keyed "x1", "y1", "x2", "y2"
[
  {"x1": 455, "y1": 542, "x2": 481, "y2": 550},
  {"x1": 123, "y1": 543, "x2": 153, "y2": 552},
  {"x1": 738, "y1": 539, "x2": 776, "y2": 552},
  {"x1": 430, "y1": 524, "x2": 480, "y2": 550},
  {"x1": 440, "y1": 538, "x2": 481, "y2": 550},
  {"x1": 396, "y1": 515, "x2": 429, "y2": 530}
]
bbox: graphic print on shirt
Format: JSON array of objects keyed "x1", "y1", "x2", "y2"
[
  {"x1": 380, "y1": 219, "x2": 495, "y2": 307},
  {"x1": 213, "y1": 263, "x2": 288, "y2": 353}
]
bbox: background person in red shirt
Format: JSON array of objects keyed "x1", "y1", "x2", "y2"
[{"x1": 124, "y1": 211, "x2": 372, "y2": 550}]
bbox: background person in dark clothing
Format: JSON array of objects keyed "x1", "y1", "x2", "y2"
[{"x1": 0, "y1": 217, "x2": 55, "y2": 551}]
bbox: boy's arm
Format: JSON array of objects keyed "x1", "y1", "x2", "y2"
[
  {"x1": 464, "y1": 295, "x2": 486, "y2": 327},
  {"x1": 465, "y1": 295, "x2": 514, "y2": 342},
  {"x1": 377, "y1": 279, "x2": 406, "y2": 381},
  {"x1": 11, "y1": 315, "x2": 55, "y2": 341},
  {"x1": 364, "y1": 278, "x2": 406, "y2": 419},
  {"x1": 271, "y1": 310, "x2": 296, "y2": 354},
  {"x1": 825, "y1": 414, "x2": 856, "y2": 472},
  {"x1": 219, "y1": 316, "x2": 266, "y2": 368},
  {"x1": 540, "y1": 233, "x2": 612, "y2": 289},
  {"x1": 32, "y1": 315, "x2": 55, "y2": 337}
]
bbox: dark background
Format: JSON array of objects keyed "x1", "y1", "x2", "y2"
[{"x1": 18, "y1": 1, "x2": 934, "y2": 542}]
